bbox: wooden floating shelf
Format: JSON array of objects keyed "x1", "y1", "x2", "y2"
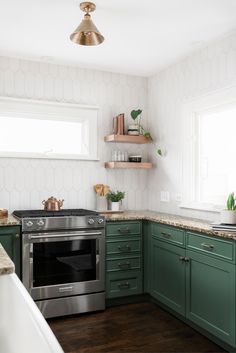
[
  {"x1": 105, "y1": 162, "x2": 153, "y2": 169},
  {"x1": 104, "y1": 134, "x2": 151, "y2": 144}
]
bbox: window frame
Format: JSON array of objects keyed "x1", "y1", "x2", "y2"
[
  {"x1": 180, "y1": 85, "x2": 236, "y2": 213},
  {"x1": 0, "y1": 96, "x2": 99, "y2": 161}
]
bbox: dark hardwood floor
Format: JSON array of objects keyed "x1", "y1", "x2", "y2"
[{"x1": 48, "y1": 302, "x2": 226, "y2": 353}]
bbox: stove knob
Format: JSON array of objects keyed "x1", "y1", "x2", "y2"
[
  {"x1": 88, "y1": 218, "x2": 95, "y2": 225},
  {"x1": 98, "y1": 218, "x2": 104, "y2": 224},
  {"x1": 26, "y1": 221, "x2": 33, "y2": 227},
  {"x1": 37, "y1": 220, "x2": 45, "y2": 226}
]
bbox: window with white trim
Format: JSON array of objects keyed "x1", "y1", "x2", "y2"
[
  {"x1": 196, "y1": 104, "x2": 236, "y2": 207},
  {"x1": 181, "y1": 85, "x2": 236, "y2": 211},
  {"x1": 0, "y1": 97, "x2": 98, "y2": 160}
]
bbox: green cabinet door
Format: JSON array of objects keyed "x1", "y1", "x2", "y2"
[
  {"x1": 150, "y1": 237, "x2": 186, "y2": 315},
  {"x1": 186, "y1": 250, "x2": 235, "y2": 346},
  {"x1": 0, "y1": 226, "x2": 21, "y2": 277}
]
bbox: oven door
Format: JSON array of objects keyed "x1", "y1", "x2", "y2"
[{"x1": 22, "y1": 230, "x2": 105, "y2": 301}]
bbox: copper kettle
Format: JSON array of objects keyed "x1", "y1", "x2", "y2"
[{"x1": 42, "y1": 196, "x2": 64, "y2": 211}]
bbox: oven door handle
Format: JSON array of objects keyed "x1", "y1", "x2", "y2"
[{"x1": 29, "y1": 232, "x2": 102, "y2": 240}]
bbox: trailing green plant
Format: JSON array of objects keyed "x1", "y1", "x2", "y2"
[
  {"x1": 107, "y1": 190, "x2": 125, "y2": 202},
  {"x1": 130, "y1": 109, "x2": 163, "y2": 157},
  {"x1": 226, "y1": 192, "x2": 236, "y2": 210}
]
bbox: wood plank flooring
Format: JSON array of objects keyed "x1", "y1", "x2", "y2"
[{"x1": 48, "y1": 302, "x2": 226, "y2": 353}]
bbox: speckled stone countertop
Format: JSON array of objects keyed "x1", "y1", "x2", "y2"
[
  {"x1": 104, "y1": 210, "x2": 236, "y2": 240},
  {"x1": 0, "y1": 215, "x2": 21, "y2": 227},
  {"x1": 0, "y1": 244, "x2": 15, "y2": 275}
]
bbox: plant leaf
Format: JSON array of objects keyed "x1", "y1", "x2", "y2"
[
  {"x1": 131, "y1": 109, "x2": 142, "y2": 121},
  {"x1": 157, "y1": 149, "x2": 162, "y2": 156}
]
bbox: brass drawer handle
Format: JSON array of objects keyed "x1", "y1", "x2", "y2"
[
  {"x1": 118, "y1": 282, "x2": 130, "y2": 289},
  {"x1": 201, "y1": 243, "x2": 214, "y2": 251},
  {"x1": 118, "y1": 227, "x2": 130, "y2": 234},
  {"x1": 118, "y1": 245, "x2": 131, "y2": 252},
  {"x1": 161, "y1": 232, "x2": 171, "y2": 238},
  {"x1": 118, "y1": 262, "x2": 131, "y2": 269},
  {"x1": 179, "y1": 256, "x2": 190, "y2": 263}
]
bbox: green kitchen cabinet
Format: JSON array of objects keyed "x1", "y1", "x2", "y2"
[
  {"x1": 106, "y1": 221, "x2": 143, "y2": 299},
  {"x1": 0, "y1": 226, "x2": 21, "y2": 277},
  {"x1": 150, "y1": 236, "x2": 186, "y2": 315},
  {"x1": 186, "y1": 249, "x2": 235, "y2": 346}
]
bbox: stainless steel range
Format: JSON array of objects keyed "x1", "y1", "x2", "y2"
[{"x1": 13, "y1": 209, "x2": 105, "y2": 319}]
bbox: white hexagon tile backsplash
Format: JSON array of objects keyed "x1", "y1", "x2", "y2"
[{"x1": 0, "y1": 56, "x2": 149, "y2": 212}]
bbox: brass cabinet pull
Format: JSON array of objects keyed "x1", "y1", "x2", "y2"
[
  {"x1": 118, "y1": 262, "x2": 131, "y2": 269},
  {"x1": 118, "y1": 282, "x2": 130, "y2": 289},
  {"x1": 118, "y1": 227, "x2": 130, "y2": 234},
  {"x1": 161, "y1": 232, "x2": 171, "y2": 238},
  {"x1": 201, "y1": 243, "x2": 214, "y2": 251},
  {"x1": 15, "y1": 233, "x2": 20, "y2": 239},
  {"x1": 179, "y1": 256, "x2": 185, "y2": 261},
  {"x1": 118, "y1": 245, "x2": 131, "y2": 252}
]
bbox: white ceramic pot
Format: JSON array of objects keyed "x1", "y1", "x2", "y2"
[
  {"x1": 109, "y1": 201, "x2": 120, "y2": 211},
  {"x1": 220, "y1": 210, "x2": 236, "y2": 224}
]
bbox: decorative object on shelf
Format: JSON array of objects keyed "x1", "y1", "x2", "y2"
[
  {"x1": 0, "y1": 208, "x2": 8, "y2": 219},
  {"x1": 70, "y1": 2, "x2": 104, "y2": 46},
  {"x1": 220, "y1": 192, "x2": 236, "y2": 224},
  {"x1": 127, "y1": 124, "x2": 140, "y2": 136},
  {"x1": 111, "y1": 150, "x2": 128, "y2": 162},
  {"x1": 107, "y1": 190, "x2": 125, "y2": 211},
  {"x1": 128, "y1": 109, "x2": 142, "y2": 135},
  {"x1": 129, "y1": 155, "x2": 142, "y2": 162},
  {"x1": 94, "y1": 184, "x2": 110, "y2": 211},
  {"x1": 42, "y1": 197, "x2": 64, "y2": 211}
]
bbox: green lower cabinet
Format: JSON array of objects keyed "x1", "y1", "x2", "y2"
[
  {"x1": 143, "y1": 221, "x2": 152, "y2": 293},
  {"x1": 0, "y1": 226, "x2": 21, "y2": 277},
  {"x1": 150, "y1": 237, "x2": 186, "y2": 315},
  {"x1": 106, "y1": 270, "x2": 143, "y2": 299},
  {"x1": 186, "y1": 250, "x2": 235, "y2": 346}
]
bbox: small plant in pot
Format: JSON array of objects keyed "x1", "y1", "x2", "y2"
[
  {"x1": 220, "y1": 192, "x2": 236, "y2": 224},
  {"x1": 107, "y1": 190, "x2": 125, "y2": 211}
]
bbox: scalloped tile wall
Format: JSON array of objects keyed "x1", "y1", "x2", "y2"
[{"x1": 0, "y1": 57, "x2": 148, "y2": 211}]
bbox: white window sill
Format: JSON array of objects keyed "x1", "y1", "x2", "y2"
[{"x1": 179, "y1": 203, "x2": 223, "y2": 213}]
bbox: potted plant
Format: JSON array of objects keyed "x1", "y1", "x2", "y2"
[
  {"x1": 107, "y1": 190, "x2": 125, "y2": 211},
  {"x1": 220, "y1": 192, "x2": 236, "y2": 224}
]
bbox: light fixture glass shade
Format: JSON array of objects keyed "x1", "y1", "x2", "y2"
[{"x1": 70, "y1": 13, "x2": 104, "y2": 46}]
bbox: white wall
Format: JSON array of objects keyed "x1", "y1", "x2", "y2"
[
  {"x1": 148, "y1": 32, "x2": 236, "y2": 222},
  {"x1": 0, "y1": 57, "x2": 148, "y2": 211}
]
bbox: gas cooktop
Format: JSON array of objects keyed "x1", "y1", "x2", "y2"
[{"x1": 13, "y1": 208, "x2": 98, "y2": 219}]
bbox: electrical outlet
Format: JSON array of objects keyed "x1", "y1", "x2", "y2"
[{"x1": 160, "y1": 191, "x2": 170, "y2": 202}]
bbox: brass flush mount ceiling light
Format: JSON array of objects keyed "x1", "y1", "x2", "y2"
[{"x1": 70, "y1": 2, "x2": 104, "y2": 46}]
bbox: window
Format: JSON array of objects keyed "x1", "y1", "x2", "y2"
[
  {"x1": 181, "y1": 85, "x2": 236, "y2": 211},
  {"x1": 0, "y1": 97, "x2": 98, "y2": 160},
  {"x1": 196, "y1": 104, "x2": 236, "y2": 206}
]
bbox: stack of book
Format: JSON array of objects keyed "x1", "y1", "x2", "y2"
[{"x1": 211, "y1": 223, "x2": 236, "y2": 232}]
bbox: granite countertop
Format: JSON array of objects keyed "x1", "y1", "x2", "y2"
[
  {"x1": 0, "y1": 244, "x2": 15, "y2": 275},
  {"x1": 0, "y1": 215, "x2": 21, "y2": 227},
  {"x1": 104, "y1": 210, "x2": 236, "y2": 240}
]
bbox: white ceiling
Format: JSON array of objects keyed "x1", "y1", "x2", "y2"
[{"x1": 1, "y1": 0, "x2": 236, "y2": 76}]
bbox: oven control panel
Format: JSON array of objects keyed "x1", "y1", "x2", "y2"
[{"x1": 22, "y1": 215, "x2": 105, "y2": 232}]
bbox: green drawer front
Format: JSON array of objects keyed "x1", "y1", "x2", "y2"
[
  {"x1": 152, "y1": 223, "x2": 184, "y2": 246},
  {"x1": 106, "y1": 222, "x2": 141, "y2": 237},
  {"x1": 186, "y1": 232, "x2": 234, "y2": 262},
  {"x1": 106, "y1": 239, "x2": 141, "y2": 256},
  {"x1": 106, "y1": 270, "x2": 143, "y2": 298},
  {"x1": 106, "y1": 256, "x2": 141, "y2": 272}
]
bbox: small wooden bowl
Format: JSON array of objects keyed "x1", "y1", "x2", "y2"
[{"x1": 0, "y1": 208, "x2": 8, "y2": 219}]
